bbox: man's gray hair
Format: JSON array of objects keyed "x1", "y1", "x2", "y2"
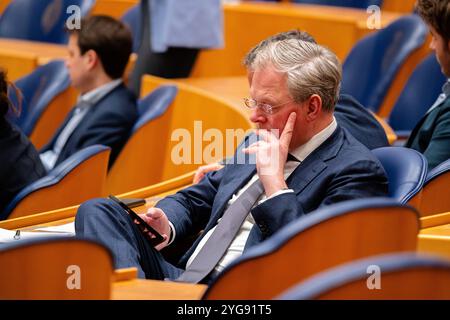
[{"x1": 249, "y1": 39, "x2": 342, "y2": 112}]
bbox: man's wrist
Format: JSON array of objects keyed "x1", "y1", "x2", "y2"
[{"x1": 263, "y1": 178, "x2": 288, "y2": 197}]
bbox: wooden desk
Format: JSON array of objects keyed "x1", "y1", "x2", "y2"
[
  {"x1": 191, "y1": 2, "x2": 402, "y2": 77},
  {"x1": 421, "y1": 212, "x2": 450, "y2": 229},
  {"x1": 91, "y1": 0, "x2": 138, "y2": 19},
  {"x1": 418, "y1": 223, "x2": 450, "y2": 260},
  {"x1": 112, "y1": 279, "x2": 206, "y2": 300}
]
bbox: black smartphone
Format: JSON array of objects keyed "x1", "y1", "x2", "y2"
[{"x1": 109, "y1": 195, "x2": 165, "y2": 247}]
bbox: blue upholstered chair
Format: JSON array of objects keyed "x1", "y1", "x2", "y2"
[
  {"x1": 121, "y1": 4, "x2": 140, "y2": 53},
  {"x1": 106, "y1": 85, "x2": 178, "y2": 194},
  {"x1": 341, "y1": 15, "x2": 428, "y2": 113},
  {"x1": 134, "y1": 85, "x2": 178, "y2": 131},
  {"x1": 203, "y1": 198, "x2": 419, "y2": 299},
  {"x1": 1, "y1": 145, "x2": 110, "y2": 220},
  {"x1": 372, "y1": 147, "x2": 427, "y2": 204},
  {"x1": 7, "y1": 60, "x2": 71, "y2": 137},
  {"x1": 388, "y1": 54, "x2": 447, "y2": 138},
  {"x1": 0, "y1": 0, "x2": 95, "y2": 44},
  {"x1": 291, "y1": 0, "x2": 382, "y2": 8},
  {"x1": 417, "y1": 158, "x2": 450, "y2": 217},
  {"x1": 277, "y1": 253, "x2": 450, "y2": 299}
]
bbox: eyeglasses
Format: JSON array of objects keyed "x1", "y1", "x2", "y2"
[{"x1": 243, "y1": 98, "x2": 292, "y2": 115}]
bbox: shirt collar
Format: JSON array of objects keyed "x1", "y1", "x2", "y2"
[
  {"x1": 443, "y1": 79, "x2": 450, "y2": 97},
  {"x1": 290, "y1": 116, "x2": 337, "y2": 162},
  {"x1": 78, "y1": 79, "x2": 122, "y2": 106}
]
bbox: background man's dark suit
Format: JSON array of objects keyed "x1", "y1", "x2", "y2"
[
  {"x1": 335, "y1": 94, "x2": 389, "y2": 150},
  {"x1": 405, "y1": 95, "x2": 450, "y2": 169},
  {"x1": 0, "y1": 118, "x2": 46, "y2": 215},
  {"x1": 40, "y1": 84, "x2": 138, "y2": 168},
  {"x1": 76, "y1": 125, "x2": 388, "y2": 282}
]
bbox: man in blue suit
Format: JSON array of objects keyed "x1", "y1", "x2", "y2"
[
  {"x1": 76, "y1": 39, "x2": 388, "y2": 284},
  {"x1": 40, "y1": 16, "x2": 138, "y2": 171},
  {"x1": 405, "y1": 0, "x2": 450, "y2": 170}
]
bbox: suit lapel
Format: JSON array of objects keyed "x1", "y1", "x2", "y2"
[{"x1": 287, "y1": 126, "x2": 344, "y2": 194}]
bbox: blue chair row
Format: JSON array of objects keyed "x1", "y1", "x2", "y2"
[
  {"x1": 1, "y1": 85, "x2": 178, "y2": 219},
  {"x1": 203, "y1": 197, "x2": 420, "y2": 299},
  {"x1": 0, "y1": 0, "x2": 95, "y2": 44},
  {"x1": 341, "y1": 14, "x2": 428, "y2": 114},
  {"x1": 1, "y1": 145, "x2": 110, "y2": 220}
]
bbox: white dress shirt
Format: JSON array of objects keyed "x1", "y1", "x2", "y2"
[
  {"x1": 184, "y1": 117, "x2": 338, "y2": 273},
  {"x1": 40, "y1": 79, "x2": 122, "y2": 171}
]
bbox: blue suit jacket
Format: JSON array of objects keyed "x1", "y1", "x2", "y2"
[
  {"x1": 335, "y1": 94, "x2": 389, "y2": 150},
  {"x1": 156, "y1": 125, "x2": 388, "y2": 268},
  {"x1": 41, "y1": 84, "x2": 138, "y2": 168}
]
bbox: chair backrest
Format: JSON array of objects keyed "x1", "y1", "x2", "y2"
[
  {"x1": 0, "y1": 238, "x2": 113, "y2": 299},
  {"x1": 291, "y1": 0, "x2": 382, "y2": 8},
  {"x1": 388, "y1": 54, "x2": 447, "y2": 133},
  {"x1": 418, "y1": 159, "x2": 450, "y2": 217},
  {"x1": 203, "y1": 198, "x2": 419, "y2": 299},
  {"x1": 341, "y1": 14, "x2": 428, "y2": 113},
  {"x1": 1, "y1": 145, "x2": 110, "y2": 220},
  {"x1": 106, "y1": 77, "x2": 253, "y2": 195},
  {"x1": 0, "y1": 0, "x2": 95, "y2": 44},
  {"x1": 372, "y1": 147, "x2": 427, "y2": 205},
  {"x1": 7, "y1": 60, "x2": 75, "y2": 145},
  {"x1": 106, "y1": 85, "x2": 178, "y2": 194},
  {"x1": 121, "y1": 4, "x2": 140, "y2": 53},
  {"x1": 135, "y1": 85, "x2": 178, "y2": 129},
  {"x1": 277, "y1": 253, "x2": 450, "y2": 300}
]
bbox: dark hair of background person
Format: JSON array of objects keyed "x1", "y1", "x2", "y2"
[
  {"x1": 416, "y1": 0, "x2": 450, "y2": 41},
  {"x1": 0, "y1": 69, "x2": 21, "y2": 118},
  {"x1": 68, "y1": 15, "x2": 133, "y2": 79}
]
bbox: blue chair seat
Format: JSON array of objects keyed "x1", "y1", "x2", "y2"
[{"x1": 372, "y1": 147, "x2": 427, "y2": 204}]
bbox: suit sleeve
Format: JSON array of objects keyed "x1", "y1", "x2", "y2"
[
  {"x1": 155, "y1": 167, "x2": 225, "y2": 243},
  {"x1": 422, "y1": 107, "x2": 450, "y2": 169},
  {"x1": 74, "y1": 108, "x2": 135, "y2": 155},
  {"x1": 250, "y1": 159, "x2": 388, "y2": 239}
]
